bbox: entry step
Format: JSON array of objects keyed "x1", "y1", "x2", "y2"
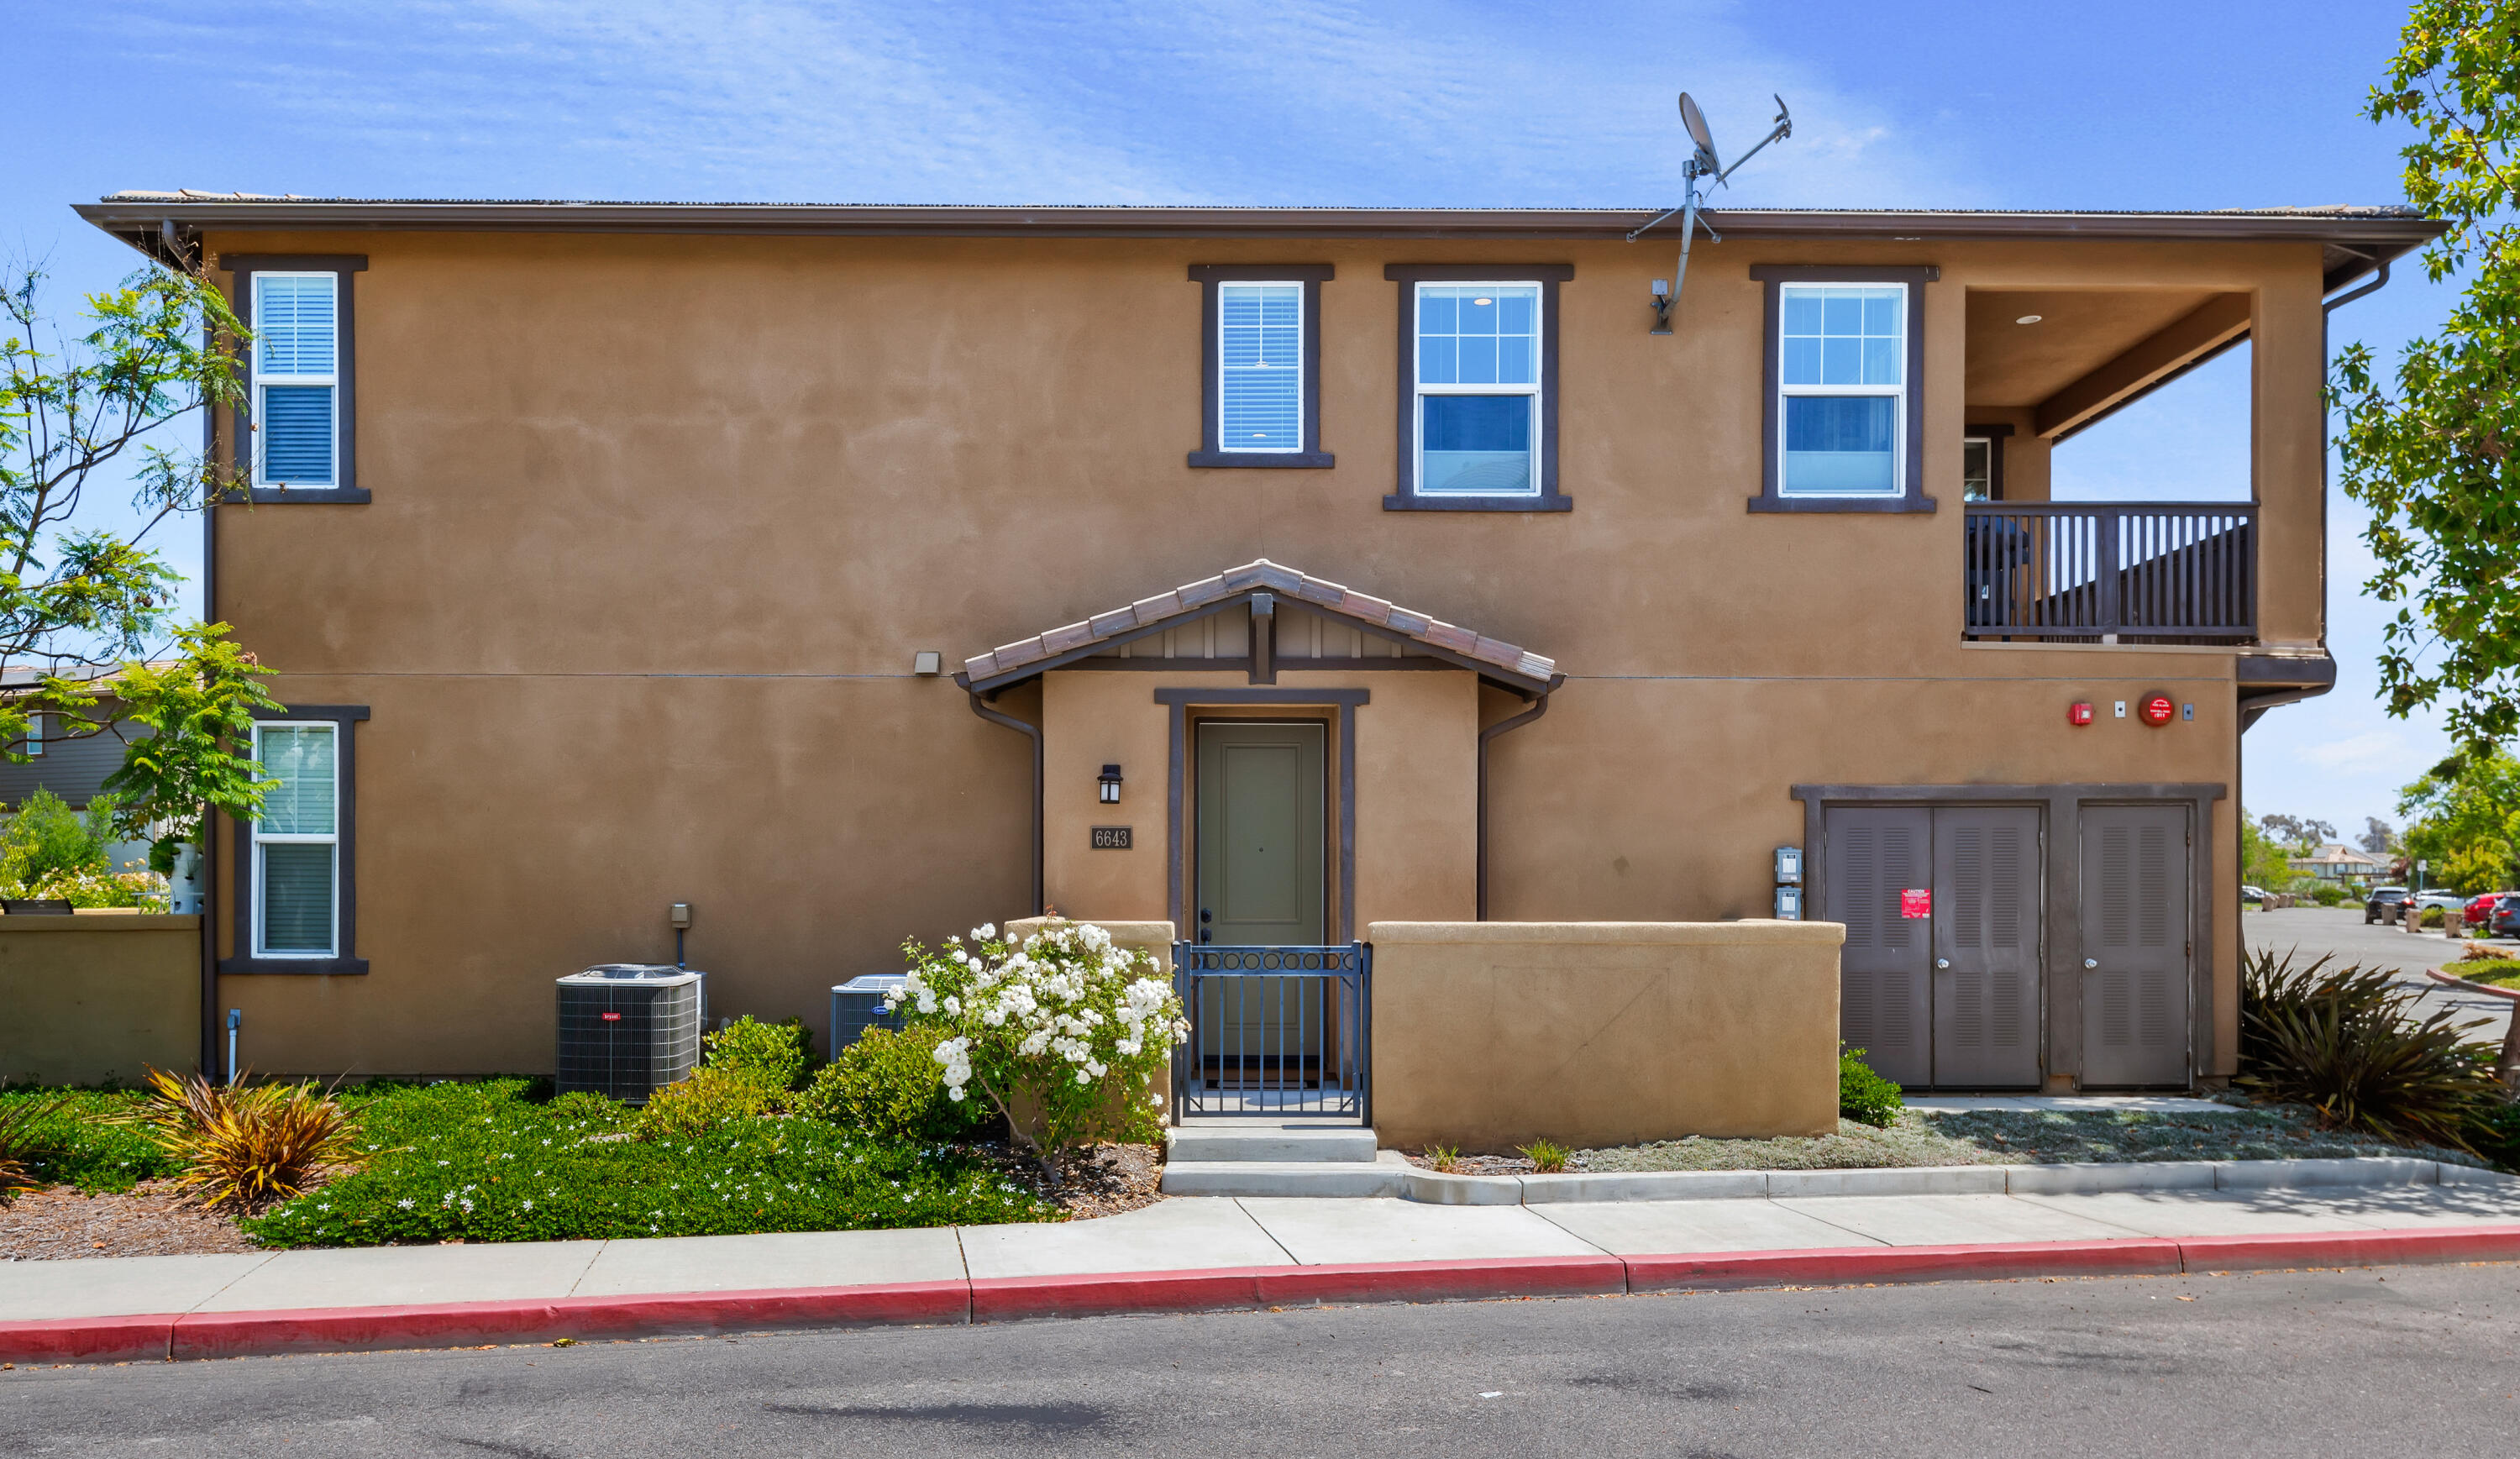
[
  {"x1": 1161, "y1": 1153, "x2": 1408, "y2": 1198},
  {"x1": 1163, "y1": 1126, "x2": 1380, "y2": 1164}
]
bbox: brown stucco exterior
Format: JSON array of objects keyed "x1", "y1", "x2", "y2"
[
  {"x1": 81, "y1": 199, "x2": 2429, "y2": 1091},
  {"x1": 0, "y1": 915, "x2": 202, "y2": 1086}
]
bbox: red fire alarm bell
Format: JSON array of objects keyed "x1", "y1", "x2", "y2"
[
  {"x1": 2139, "y1": 693, "x2": 2176, "y2": 726},
  {"x1": 2068, "y1": 701, "x2": 2094, "y2": 727}
]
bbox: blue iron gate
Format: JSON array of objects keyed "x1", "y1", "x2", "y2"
[{"x1": 1172, "y1": 943, "x2": 1371, "y2": 1120}]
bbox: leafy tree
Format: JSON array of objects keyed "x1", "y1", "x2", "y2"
[
  {"x1": 2360, "y1": 816, "x2": 2401, "y2": 856},
  {"x1": 0, "y1": 786, "x2": 118, "y2": 887},
  {"x1": 2260, "y1": 813, "x2": 2338, "y2": 848},
  {"x1": 2242, "y1": 810, "x2": 2309, "y2": 891},
  {"x1": 0, "y1": 260, "x2": 275, "y2": 857},
  {"x1": 2334, "y1": 3, "x2": 2520, "y2": 743},
  {"x1": 2397, "y1": 745, "x2": 2520, "y2": 894}
]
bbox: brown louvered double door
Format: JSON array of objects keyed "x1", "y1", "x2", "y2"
[
  {"x1": 2078, "y1": 806, "x2": 2191, "y2": 1086},
  {"x1": 1827, "y1": 806, "x2": 2041, "y2": 1089}
]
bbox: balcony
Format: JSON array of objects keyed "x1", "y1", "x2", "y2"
[{"x1": 1963, "y1": 501, "x2": 2257, "y2": 643}]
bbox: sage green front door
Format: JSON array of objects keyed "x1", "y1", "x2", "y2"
[{"x1": 1195, "y1": 722, "x2": 1326, "y2": 946}]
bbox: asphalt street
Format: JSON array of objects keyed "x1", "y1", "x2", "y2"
[
  {"x1": 6, "y1": 1264, "x2": 2517, "y2": 1457},
  {"x1": 2246, "y1": 905, "x2": 2512, "y2": 1042}
]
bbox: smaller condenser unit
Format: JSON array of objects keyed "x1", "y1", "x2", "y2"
[
  {"x1": 828, "y1": 974, "x2": 908, "y2": 1057},
  {"x1": 556, "y1": 964, "x2": 704, "y2": 1103}
]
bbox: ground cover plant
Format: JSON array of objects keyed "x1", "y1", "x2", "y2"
[
  {"x1": 244, "y1": 1078, "x2": 1053, "y2": 1247},
  {"x1": 0, "y1": 1085, "x2": 177, "y2": 1190}
]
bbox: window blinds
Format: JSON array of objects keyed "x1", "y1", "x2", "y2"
[
  {"x1": 1219, "y1": 283, "x2": 1301, "y2": 451},
  {"x1": 255, "y1": 274, "x2": 337, "y2": 485}
]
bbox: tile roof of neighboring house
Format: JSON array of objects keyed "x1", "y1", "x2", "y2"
[
  {"x1": 962, "y1": 559, "x2": 1557, "y2": 691},
  {"x1": 2291, "y1": 843, "x2": 2381, "y2": 866}
]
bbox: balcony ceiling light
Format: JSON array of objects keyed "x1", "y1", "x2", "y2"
[{"x1": 2015, "y1": 313, "x2": 2044, "y2": 324}]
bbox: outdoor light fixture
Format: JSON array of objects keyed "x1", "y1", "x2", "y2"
[
  {"x1": 911, "y1": 650, "x2": 942, "y2": 676},
  {"x1": 1099, "y1": 764, "x2": 1123, "y2": 804},
  {"x1": 2015, "y1": 314, "x2": 2043, "y2": 324}
]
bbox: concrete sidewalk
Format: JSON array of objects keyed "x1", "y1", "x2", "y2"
[{"x1": 7, "y1": 1166, "x2": 2520, "y2": 1365}]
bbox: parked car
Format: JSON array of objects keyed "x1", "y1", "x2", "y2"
[
  {"x1": 2467, "y1": 891, "x2": 2510, "y2": 928},
  {"x1": 2414, "y1": 890, "x2": 2468, "y2": 913},
  {"x1": 2495, "y1": 896, "x2": 2520, "y2": 938},
  {"x1": 2365, "y1": 886, "x2": 2409, "y2": 923},
  {"x1": 2241, "y1": 884, "x2": 2271, "y2": 904}
]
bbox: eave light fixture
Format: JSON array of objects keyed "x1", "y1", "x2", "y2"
[{"x1": 2015, "y1": 313, "x2": 2044, "y2": 324}]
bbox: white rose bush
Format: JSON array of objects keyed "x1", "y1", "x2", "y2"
[{"x1": 888, "y1": 921, "x2": 1188, "y2": 1183}]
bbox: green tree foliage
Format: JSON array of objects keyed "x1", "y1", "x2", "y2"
[
  {"x1": 0, "y1": 786, "x2": 118, "y2": 886},
  {"x1": 2398, "y1": 744, "x2": 2520, "y2": 894},
  {"x1": 2335, "y1": 3, "x2": 2520, "y2": 743},
  {"x1": 1, "y1": 261, "x2": 274, "y2": 848}
]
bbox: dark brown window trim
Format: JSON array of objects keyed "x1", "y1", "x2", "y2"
[
  {"x1": 1965, "y1": 422, "x2": 2013, "y2": 501},
  {"x1": 1750, "y1": 263, "x2": 1937, "y2": 516},
  {"x1": 219, "y1": 254, "x2": 370, "y2": 505},
  {"x1": 220, "y1": 704, "x2": 370, "y2": 976},
  {"x1": 1188, "y1": 264, "x2": 1335, "y2": 468},
  {"x1": 1158, "y1": 687, "x2": 1365, "y2": 942},
  {"x1": 1383, "y1": 263, "x2": 1573, "y2": 513}
]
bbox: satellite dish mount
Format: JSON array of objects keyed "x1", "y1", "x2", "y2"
[{"x1": 1630, "y1": 92, "x2": 1792, "y2": 333}]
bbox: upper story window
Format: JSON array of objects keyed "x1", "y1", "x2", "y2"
[
  {"x1": 1415, "y1": 283, "x2": 1541, "y2": 496},
  {"x1": 224, "y1": 255, "x2": 369, "y2": 503},
  {"x1": 253, "y1": 274, "x2": 339, "y2": 488},
  {"x1": 1382, "y1": 263, "x2": 1572, "y2": 513},
  {"x1": 1187, "y1": 264, "x2": 1332, "y2": 468},
  {"x1": 1749, "y1": 264, "x2": 1935, "y2": 515}
]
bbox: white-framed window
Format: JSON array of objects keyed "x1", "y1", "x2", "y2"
[
  {"x1": 1777, "y1": 282, "x2": 1906, "y2": 497},
  {"x1": 1414, "y1": 281, "x2": 1541, "y2": 496},
  {"x1": 251, "y1": 272, "x2": 339, "y2": 487},
  {"x1": 24, "y1": 711, "x2": 40, "y2": 758},
  {"x1": 1962, "y1": 436, "x2": 1994, "y2": 501},
  {"x1": 251, "y1": 722, "x2": 339, "y2": 957},
  {"x1": 1218, "y1": 282, "x2": 1303, "y2": 453}
]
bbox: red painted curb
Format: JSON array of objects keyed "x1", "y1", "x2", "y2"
[
  {"x1": 1627, "y1": 1238, "x2": 2187, "y2": 1291},
  {"x1": 1256, "y1": 1256, "x2": 1629, "y2": 1306},
  {"x1": 2177, "y1": 1223, "x2": 2520, "y2": 1273},
  {"x1": 0, "y1": 1312, "x2": 176, "y2": 1365},
  {"x1": 165, "y1": 1279, "x2": 974, "y2": 1361},
  {"x1": 969, "y1": 1268, "x2": 1266, "y2": 1323}
]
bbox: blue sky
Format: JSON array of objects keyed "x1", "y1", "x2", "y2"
[{"x1": 2, "y1": 0, "x2": 2454, "y2": 842}]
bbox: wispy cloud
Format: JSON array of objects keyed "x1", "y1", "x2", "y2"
[
  {"x1": 2297, "y1": 730, "x2": 2412, "y2": 774},
  {"x1": 75, "y1": 0, "x2": 1982, "y2": 207}
]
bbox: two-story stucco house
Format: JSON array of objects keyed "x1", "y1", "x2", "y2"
[{"x1": 75, "y1": 192, "x2": 2436, "y2": 1095}]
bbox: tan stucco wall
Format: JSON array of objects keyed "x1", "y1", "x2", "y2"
[
  {"x1": 1368, "y1": 920, "x2": 1844, "y2": 1151},
  {"x1": 194, "y1": 226, "x2": 2296, "y2": 1080},
  {"x1": 0, "y1": 916, "x2": 201, "y2": 1085}
]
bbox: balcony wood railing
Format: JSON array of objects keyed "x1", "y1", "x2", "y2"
[{"x1": 1964, "y1": 502, "x2": 2257, "y2": 643}]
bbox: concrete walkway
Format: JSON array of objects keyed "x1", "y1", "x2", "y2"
[{"x1": 8, "y1": 1168, "x2": 2519, "y2": 1343}]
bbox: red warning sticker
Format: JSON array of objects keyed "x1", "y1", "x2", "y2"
[{"x1": 1900, "y1": 888, "x2": 1932, "y2": 919}]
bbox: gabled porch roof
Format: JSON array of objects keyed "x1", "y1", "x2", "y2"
[{"x1": 959, "y1": 559, "x2": 1560, "y2": 696}]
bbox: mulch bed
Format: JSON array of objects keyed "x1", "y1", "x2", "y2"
[
  {"x1": 0, "y1": 1180, "x2": 259, "y2": 1262},
  {"x1": 0, "y1": 1142, "x2": 1168, "y2": 1262}
]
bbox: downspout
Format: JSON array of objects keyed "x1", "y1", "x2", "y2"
[
  {"x1": 198, "y1": 279, "x2": 222, "y2": 1079},
  {"x1": 964, "y1": 687, "x2": 1043, "y2": 917},
  {"x1": 1477, "y1": 682, "x2": 1557, "y2": 921}
]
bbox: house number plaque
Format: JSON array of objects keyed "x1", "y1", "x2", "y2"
[{"x1": 1090, "y1": 827, "x2": 1132, "y2": 850}]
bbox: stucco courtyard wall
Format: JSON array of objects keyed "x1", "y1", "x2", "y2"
[
  {"x1": 1368, "y1": 920, "x2": 1843, "y2": 1152},
  {"x1": 0, "y1": 915, "x2": 202, "y2": 1086}
]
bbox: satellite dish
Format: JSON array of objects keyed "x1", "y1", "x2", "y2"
[
  {"x1": 1630, "y1": 92, "x2": 1794, "y2": 334},
  {"x1": 1677, "y1": 92, "x2": 1719, "y2": 174}
]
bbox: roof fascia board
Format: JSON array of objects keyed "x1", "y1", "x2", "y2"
[{"x1": 71, "y1": 201, "x2": 2449, "y2": 252}]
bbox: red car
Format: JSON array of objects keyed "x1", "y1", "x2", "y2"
[{"x1": 2470, "y1": 891, "x2": 2518, "y2": 935}]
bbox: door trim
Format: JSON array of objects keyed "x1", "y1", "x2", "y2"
[
  {"x1": 1794, "y1": 781, "x2": 2225, "y2": 1084},
  {"x1": 1160, "y1": 688, "x2": 1367, "y2": 942}
]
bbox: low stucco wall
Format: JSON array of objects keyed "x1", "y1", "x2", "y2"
[
  {"x1": 0, "y1": 915, "x2": 201, "y2": 1086},
  {"x1": 1368, "y1": 920, "x2": 1844, "y2": 1152}
]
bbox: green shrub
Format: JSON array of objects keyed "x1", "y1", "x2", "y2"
[
  {"x1": 0, "y1": 1086, "x2": 179, "y2": 1191},
  {"x1": 2239, "y1": 948, "x2": 2504, "y2": 1150},
  {"x1": 1517, "y1": 1139, "x2": 1569, "y2": 1173},
  {"x1": 704, "y1": 1016, "x2": 812, "y2": 1091},
  {"x1": 795, "y1": 1027, "x2": 990, "y2": 1144},
  {"x1": 2478, "y1": 1095, "x2": 2520, "y2": 1173},
  {"x1": 1840, "y1": 1047, "x2": 1904, "y2": 1128},
  {"x1": 635, "y1": 1065, "x2": 777, "y2": 1141},
  {"x1": 2421, "y1": 905, "x2": 2447, "y2": 926},
  {"x1": 2312, "y1": 884, "x2": 2348, "y2": 907},
  {"x1": 242, "y1": 1078, "x2": 1049, "y2": 1247}
]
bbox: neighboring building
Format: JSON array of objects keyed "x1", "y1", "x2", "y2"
[
  {"x1": 76, "y1": 192, "x2": 2436, "y2": 1093},
  {"x1": 2288, "y1": 842, "x2": 2381, "y2": 886},
  {"x1": 0, "y1": 665, "x2": 165, "y2": 875}
]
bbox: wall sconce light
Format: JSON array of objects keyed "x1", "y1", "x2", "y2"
[
  {"x1": 1098, "y1": 764, "x2": 1123, "y2": 804},
  {"x1": 1650, "y1": 278, "x2": 1673, "y2": 335},
  {"x1": 911, "y1": 651, "x2": 942, "y2": 676}
]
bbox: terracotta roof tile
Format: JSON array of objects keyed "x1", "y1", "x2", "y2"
[{"x1": 963, "y1": 557, "x2": 1557, "y2": 688}]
